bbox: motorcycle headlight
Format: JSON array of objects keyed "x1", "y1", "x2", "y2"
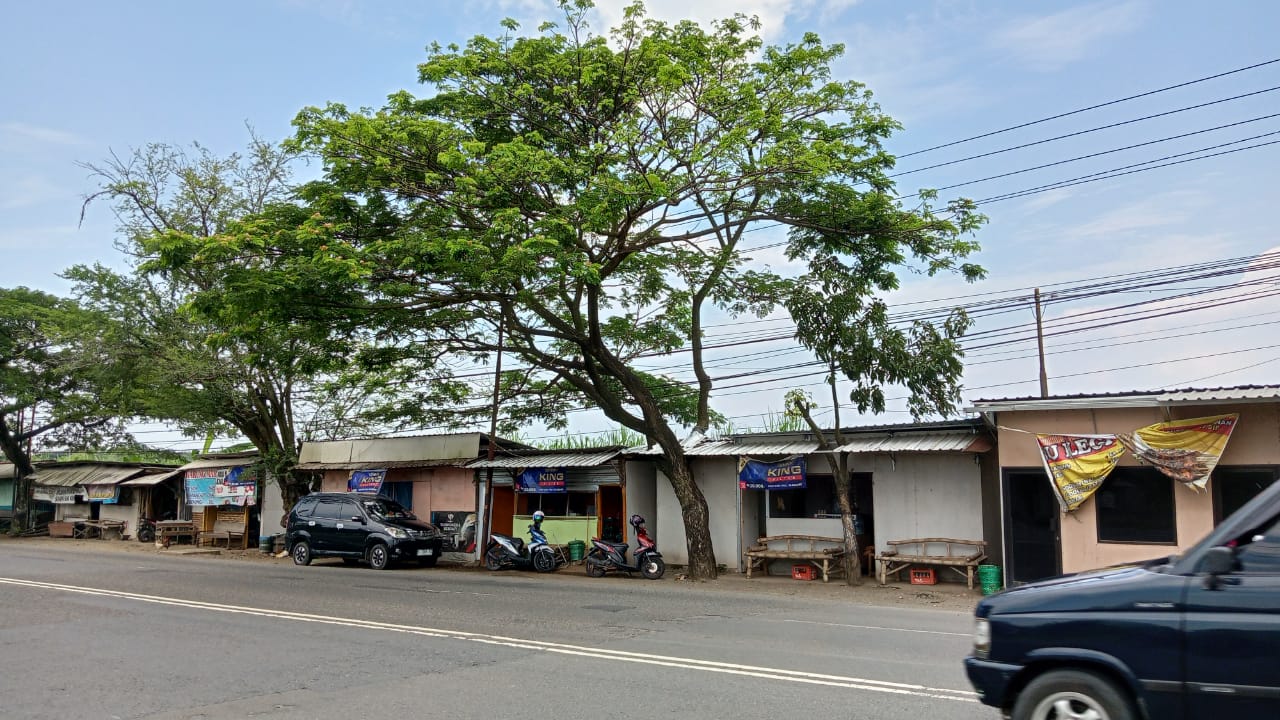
[
  {"x1": 973, "y1": 618, "x2": 991, "y2": 659},
  {"x1": 385, "y1": 527, "x2": 409, "y2": 539}
]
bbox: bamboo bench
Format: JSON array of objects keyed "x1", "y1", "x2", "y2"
[
  {"x1": 744, "y1": 535, "x2": 847, "y2": 583},
  {"x1": 876, "y1": 538, "x2": 987, "y2": 589}
]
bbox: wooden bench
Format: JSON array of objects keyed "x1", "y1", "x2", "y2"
[
  {"x1": 744, "y1": 535, "x2": 847, "y2": 583},
  {"x1": 199, "y1": 507, "x2": 247, "y2": 549},
  {"x1": 876, "y1": 538, "x2": 987, "y2": 589}
]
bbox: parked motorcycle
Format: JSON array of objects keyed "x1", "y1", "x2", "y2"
[
  {"x1": 135, "y1": 512, "x2": 174, "y2": 543},
  {"x1": 484, "y1": 510, "x2": 562, "y2": 573},
  {"x1": 585, "y1": 514, "x2": 665, "y2": 579}
]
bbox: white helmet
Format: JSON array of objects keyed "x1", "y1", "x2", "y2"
[{"x1": 532, "y1": 510, "x2": 545, "y2": 521}]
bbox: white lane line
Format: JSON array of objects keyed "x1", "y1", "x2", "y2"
[
  {"x1": 775, "y1": 618, "x2": 970, "y2": 637},
  {"x1": 0, "y1": 576, "x2": 976, "y2": 703}
]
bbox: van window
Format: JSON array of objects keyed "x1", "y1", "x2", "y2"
[
  {"x1": 314, "y1": 499, "x2": 345, "y2": 520},
  {"x1": 1237, "y1": 517, "x2": 1280, "y2": 574},
  {"x1": 293, "y1": 496, "x2": 318, "y2": 518}
]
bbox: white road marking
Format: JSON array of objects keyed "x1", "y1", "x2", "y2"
[
  {"x1": 775, "y1": 618, "x2": 970, "y2": 637},
  {"x1": 0, "y1": 576, "x2": 976, "y2": 703}
]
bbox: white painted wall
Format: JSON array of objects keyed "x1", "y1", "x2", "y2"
[
  {"x1": 624, "y1": 460, "x2": 657, "y2": 535},
  {"x1": 97, "y1": 497, "x2": 137, "y2": 537},
  {"x1": 259, "y1": 475, "x2": 286, "y2": 538},
  {"x1": 656, "y1": 457, "x2": 741, "y2": 570},
  {"x1": 863, "y1": 453, "x2": 984, "y2": 555},
  {"x1": 766, "y1": 516, "x2": 843, "y2": 538}
]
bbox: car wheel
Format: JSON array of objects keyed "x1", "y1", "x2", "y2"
[
  {"x1": 533, "y1": 549, "x2": 557, "y2": 573},
  {"x1": 1012, "y1": 669, "x2": 1133, "y2": 720},
  {"x1": 292, "y1": 541, "x2": 312, "y2": 566},
  {"x1": 419, "y1": 554, "x2": 439, "y2": 568},
  {"x1": 367, "y1": 543, "x2": 390, "y2": 570},
  {"x1": 641, "y1": 556, "x2": 666, "y2": 580},
  {"x1": 137, "y1": 526, "x2": 154, "y2": 543},
  {"x1": 585, "y1": 549, "x2": 606, "y2": 577},
  {"x1": 484, "y1": 548, "x2": 504, "y2": 571}
]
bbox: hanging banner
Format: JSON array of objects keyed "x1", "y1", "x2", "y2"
[
  {"x1": 1036, "y1": 434, "x2": 1126, "y2": 513},
  {"x1": 84, "y1": 483, "x2": 120, "y2": 504},
  {"x1": 33, "y1": 486, "x2": 80, "y2": 504},
  {"x1": 517, "y1": 468, "x2": 567, "y2": 493},
  {"x1": 738, "y1": 457, "x2": 807, "y2": 490},
  {"x1": 348, "y1": 469, "x2": 387, "y2": 494},
  {"x1": 1118, "y1": 413, "x2": 1239, "y2": 491},
  {"x1": 185, "y1": 466, "x2": 258, "y2": 506}
]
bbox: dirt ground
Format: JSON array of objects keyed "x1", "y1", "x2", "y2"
[{"x1": 0, "y1": 535, "x2": 983, "y2": 613}]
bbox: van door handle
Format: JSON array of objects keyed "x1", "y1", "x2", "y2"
[{"x1": 336, "y1": 523, "x2": 344, "y2": 529}]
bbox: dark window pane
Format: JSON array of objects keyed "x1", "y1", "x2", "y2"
[
  {"x1": 340, "y1": 500, "x2": 362, "y2": 519},
  {"x1": 1215, "y1": 467, "x2": 1279, "y2": 523},
  {"x1": 1235, "y1": 516, "x2": 1280, "y2": 574},
  {"x1": 767, "y1": 475, "x2": 869, "y2": 519},
  {"x1": 315, "y1": 499, "x2": 343, "y2": 520},
  {"x1": 1096, "y1": 468, "x2": 1176, "y2": 544},
  {"x1": 294, "y1": 497, "x2": 317, "y2": 517}
]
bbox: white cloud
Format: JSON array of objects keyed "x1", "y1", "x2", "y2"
[
  {"x1": 0, "y1": 175, "x2": 64, "y2": 210},
  {"x1": 993, "y1": 0, "x2": 1148, "y2": 71},
  {"x1": 0, "y1": 122, "x2": 88, "y2": 148}
]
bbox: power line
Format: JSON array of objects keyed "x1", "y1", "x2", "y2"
[{"x1": 896, "y1": 58, "x2": 1280, "y2": 158}]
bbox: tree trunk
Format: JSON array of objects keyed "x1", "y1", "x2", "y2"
[
  {"x1": 660, "y1": 457, "x2": 717, "y2": 579},
  {"x1": 830, "y1": 456, "x2": 863, "y2": 585},
  {"x1": 0, "y1": 416, "x2": 35, "y2": 534}
]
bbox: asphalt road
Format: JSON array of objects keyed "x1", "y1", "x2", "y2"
[{"x1": 0, "y1": 543, "x2": 991, "y2": 720}]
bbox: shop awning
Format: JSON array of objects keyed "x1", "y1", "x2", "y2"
[
  {"x1": 466, "y1": 450, "x2": 621, "y2": 469},
  {"x1": 121, "y1": 468, "x2": 184, "y2": 486},
  {"x1": 26, "y1": 464, "x2": 147, "y2": 487}
]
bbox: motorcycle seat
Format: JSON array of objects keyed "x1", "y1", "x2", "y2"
[{"x1": 593, "y1": 538, "x2": 628, "y2": 551}]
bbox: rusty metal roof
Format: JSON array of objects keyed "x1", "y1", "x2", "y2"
[
  {"x1": 294, "y1": 458, "x2": 476, "y2": 471},
  {"x1": 28, "y1": 464, "x2": 154, "y2": 487},
  {"x1": 466, "y1": 449, "x2": 622, "y2": 469}
]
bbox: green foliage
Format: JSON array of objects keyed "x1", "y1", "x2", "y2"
[{"x1": 535, "y1": 426, "x2": 647, "y2": 450}]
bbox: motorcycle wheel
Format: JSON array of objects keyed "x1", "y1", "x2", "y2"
[
  {"x1": 641, "y1": 556, "x2": 666, "y2": 580},
  {"x1": 484, "y1": 548, "x2": 504, "y2": 571},
  {"x1": 585, "y1": 549, "x2": 606, "y2": 578},
  {"x1": 137, "y1": 526, "x2": 154, "y2": 543},
  {"x1": 533, "y1": 549, "x2": 557, "y2": 573}
]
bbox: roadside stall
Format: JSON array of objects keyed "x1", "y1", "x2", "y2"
[
  {"x1": 175, "y1": 452, "x2": 262, "y2": 549},
  {"x1": 28, "y1": 461, "x2": 180, "y2": 539}
]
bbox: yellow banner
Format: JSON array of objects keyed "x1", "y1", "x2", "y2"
[
  {"x1": 1036, "y1": 434, "x2": 1126, "y2": 512},
  {"x1": 1118, "y1": 413, "x2": 1239, "y2": 491}
]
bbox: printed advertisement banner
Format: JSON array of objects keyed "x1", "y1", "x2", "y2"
[
  {"x1": 85, "y1": 483, "x2": 120, "y2": 504},
  {"x1": 1118, "y1": 413, "x2": 1239, "y2": 491},
  {"x1": 1036, "y1": 434, "x2": 1126, "y2": 512},
  {"x1": 738, "y1": 457, "x2": 807, "y2": 490},
  {"x1": 431, "y1": 510, "x2": 476, "y2": 553},
  {"x1": 348, "y1": 469, "x2": 387, "y2": 494},
  {"x1": 517, "y1": 468, "x2": 567, "y2": 494},
  {"x1": 33, "y1": 486, "x2": 80, "y2": 504},
  {"x1": 185, "y1": 466, "x2": 258, "y2": 506}
]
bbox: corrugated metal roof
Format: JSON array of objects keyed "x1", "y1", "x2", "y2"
[
  {"x1": 294, "y1": 458, "x2": 476, "y2": 471},
  {"x1": 176, "y1": 456, "x2": 255, "y2": 472},
  {"x1": 686, "y1": 441, "x2": 820, "y2": 457},
  {"x1": 28, "y1": 464, "x2": 150, "y2": 487},
  {"x1": 0, "y1": 462, "x2": 15, "y2": 479},
  {"x1": 969, "y1": 384, "x2": 1280, "y2": 412},
  {"x1": 466, "y1": 450, "x2": 622, "y2": 469},
  {"x1": 834, "y1": 431, "x2": 985, "y2": 453},
  {"x1": 121, "y1": 469, "x2": 184, "y2": 486}
]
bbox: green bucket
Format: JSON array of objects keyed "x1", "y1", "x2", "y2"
[
  {"x1": 978, "y1": 564, "x2": 1002, "y2": 595},
  {"x1": 567, "y1": 539, "x2": 586, "y2": 561}
]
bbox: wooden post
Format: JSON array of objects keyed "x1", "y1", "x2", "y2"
[{"x1": 1035, "y1": 288, "x2": 1049, "y2": 398}]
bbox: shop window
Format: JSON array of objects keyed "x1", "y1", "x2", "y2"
[
  {"x1": 769, "y1": 475, "x2": 869, "y2": 519},
  {"x1": 1214, "y1": 467, "x2": 1279, "y2": 523},
  {"x1": 518, "y1": 491, "x2": 596, "y2": 516},
  {"x1": 1095, "y1": 468, "x2": 1176, "y2": 544}
]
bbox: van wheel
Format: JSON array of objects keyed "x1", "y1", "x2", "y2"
[
  {"x1": 291, "y1": 541, "x2": 312, "y2": 566},
  {"x1": 1013, "y1": 669, "x2": 1133, "y2": 720},
  {"x1": 367, "y1": 543, "x2": 390, "y2": 570}
]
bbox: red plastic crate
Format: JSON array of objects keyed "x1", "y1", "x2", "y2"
[
  {"x1": 910, "y1": 568, "x2": 937, "y2": 585},
  {"x1": 792, "y1": 564, "x2": 817, "y2": 581}
]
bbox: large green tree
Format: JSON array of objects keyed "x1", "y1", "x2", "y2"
[
  {"x1": 75, "y1": 137, "x2": 391, "y2": 510},
  {"x1": 0, "y1": 287, "x2": 138, "y2": 531},
  {"x1": 151, "y1": 1, "x2": 985, "y2": 577}
]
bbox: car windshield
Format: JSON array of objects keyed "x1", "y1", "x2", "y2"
[{"x1": 362, "y1": 499, "x2": 416, "y2": 520}]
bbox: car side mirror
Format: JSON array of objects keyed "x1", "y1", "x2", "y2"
[
  {"x1": 1200, "y1": 546, "x2": 1237, "y2": 589},
  {"x1": 350, "y1": 515, "x2": 365, "y2": 524}
]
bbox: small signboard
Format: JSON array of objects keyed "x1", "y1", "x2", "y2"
[
  {"x1": 517, "y1": 467, "x2": 567, "y2": 494},
  {"x1": 348, "y1": 469, "x2": 387, "y2": 494},
  {"x1": 738, "y1": 457, "x2": 807, "y2": 490}
]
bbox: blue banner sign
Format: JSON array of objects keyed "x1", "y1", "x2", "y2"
[
  {"x1": 517, "y1": 467, "x2": 567, "y2": 493},
  {"x1": 738, "y1": 457, "x2": 807, "y2": 490},
  {"x1": 185, "y1": 465, "x2": 258, "y2": 506},
  {"x1": 348, "y1": 469, "x2": 387, "y2": 494}
]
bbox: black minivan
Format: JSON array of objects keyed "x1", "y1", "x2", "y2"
[
  {"x1": 286, "y1": 492, "x2": 444, "y2": 570},
  {"x1": 966, "y1": 478, "x2": 1280, "y2": 718}
]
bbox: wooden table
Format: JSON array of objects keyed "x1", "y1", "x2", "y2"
[{"x1": 155, "y1": 520, "x2": 198, "y2": 545}]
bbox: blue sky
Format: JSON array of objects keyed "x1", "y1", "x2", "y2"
[{"x1": 3, "y1": 1, "x2": 1279, "y2": 449}]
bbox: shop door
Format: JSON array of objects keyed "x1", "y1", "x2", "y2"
[
  {"x1": 1004, "y1": 470, "x2": 1061, "y2": 584},
  {"x1": 490, "y1": 485, "x2": 515, "y2": 537},
  {"x1": 598, "y1": 485, "x2": 624, "y2": 542}
]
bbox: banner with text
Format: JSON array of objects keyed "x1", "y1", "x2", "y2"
[
  {"x1": 33, "y1": 486, "x2": 80, "y2": 504},
  {"x1": 348, "y1": 469, "x2": 387, "y2": 494},
  {"x1": 517, "y1": 468, "x2": 567, "y2": 493},
  {"x1": 1118, "y1": 413, "x2": 1239, "y2": 491},
  {"x1": 185, "y1": 465, "x2": 258, "y2": 506},
  {"x1": 738, "y1": 457, "x2": 807, "y2": 490},
  {"x1": 85, "y1": 483, "x2": 120, "y2": 504},
  {"x1": 1036, "y1": 434, "x2": 1126, "y2": 513}
]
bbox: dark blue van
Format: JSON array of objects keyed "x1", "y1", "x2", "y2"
[{"x1": 966, "y1": 478, "x2": 1280, "y2": 719}]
